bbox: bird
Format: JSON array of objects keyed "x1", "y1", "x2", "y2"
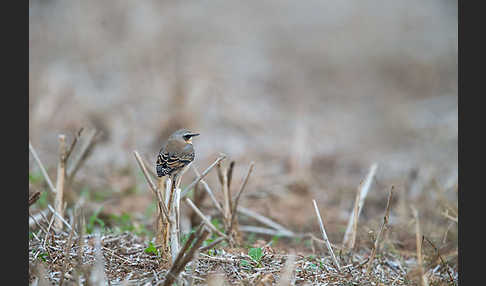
[{"x1": 156, "y1": 129, "x2": 200, "y2": 178}]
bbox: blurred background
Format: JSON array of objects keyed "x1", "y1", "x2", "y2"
[{"x1": 29, "y1": 0, "x2": 457, "y2": 246}]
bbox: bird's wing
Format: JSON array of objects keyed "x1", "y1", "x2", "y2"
[
  {"x1": 157, "y1": 145, "x2": 195, "y2": 172},
  {"x1": 156, "y1": 151, "x2": 180, "y2": 168},
  {"x1": 177, "y1": 149, "x2": 195, "y2": 164}
]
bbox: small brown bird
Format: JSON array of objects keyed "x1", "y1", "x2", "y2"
[{"x1": 156, "y1": 129, "x2": 200, "y2": 177}]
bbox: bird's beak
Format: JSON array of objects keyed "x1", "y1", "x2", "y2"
[{"x1": 187, "y1": 133, "x2": 200, "y2": 138}]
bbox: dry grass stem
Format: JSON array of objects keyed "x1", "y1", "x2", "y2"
[
  {"x1": 366, "y1": 186, "x2": 394, "y2": 273},
  {"x1": 29, "y1": 212, "x2": 49, "y2": 235},
  {"x1": 192, "y1": 166, "x2": 223, "y2": 214},
  {"x1": 133, "y1": 150, "x2": 158, "y2": 192},
  {"x1": 231, "y1": 162, "x2": 255, "y2": 226},
  {"x1": 239, "y1": 225, "x2": 296, "y2": 237},
  {"x1": 133, "y1": 150, "x2": 169, "y2": 219},
  {"x1": 217, "y1": 162, "x2": 232, "y2": 235},
  {"x1": 43, "y1": 213, "x2": 55, "y2": 250},
  {"x1": 423, "y1": 236, "x2": 455, "y2": 284},
  {"x1": 156, "y1": 189, "x2": 169, "y2": 252},
  {"x1": 169, "y1": 185, "x2": 181, "y2": 263},
  {"x1": 349, "y1": 184, "x2": 361, "y2": 249},
  {"x1": 442, "y1": 221, "x2": 454, "y2": 244},
  {"x1": 64, "y1": 127, "x2": 83, "y2": 162},
  {"x1": 160, "y1": 177, "x2": 173, "y2": 256},
  {"x1": 29, "y1": 210, "x2": 49, "y2": 227},
  {"x1": 343, "y1": 163, "x2": 378, "y2": 249},
  {"x1": 181, "y1": 154, "x2": 227, "y2": 197},
  {"x1": 101, "y1": 246, "x2": 138, "y2": 266},
  {"x1": 66, "y1": 129, "x2": 98, "y2": 181},
  {"x1": 177, "y1": 230, "x2": 210, "y2": 270},
  {"x1": 47, "y1": 204, "x2": 75, "y2": 234},
  {"x1": 227, "y1": 161, "x2": 235, "y2": 192},
  {"x1": 198, "y1": 253, "x2": 237, "y2": 263},
  {"x1": 411, "y1": 206, "x2": 428, "y2": 286},
  {"x1": 29, "y1": 141, "x2": 57, "y2": 193},
  {"x1": 172, "y1": 225, "x2": 203, "y2": 270},
  {"x1": 164, "y1": 177, "x2": 172, "y2": 212},
  {"x1": 184, "y1": 197, "x2": 229, "y2": 240},
  {"x1": 165, "y1": 170, "x2": 189, "y2": 264},
  {"x1": 441, "y1": 209, "x2": 458, "y2": 223},
  {"x1": 237, "y1": 206, "x2": 294, "y2": 236},
  {"x1": 190, "y1": 179, "x2": 208, "y2": 227},
  {"x1": 55, "y1": 134, "x2": 67, "y2": 230},
  {"x1": 312, "y1": 199, "x2": 341, "y2": 271},
  {"x1": 29, "y1": 191, "x2": 41, "y2": 207},
  {"x1": 163, "y1": 228, "x2": 210, "y2": 286},
  {"x1": 141, "y1": 154, "x2": 158, "y2": 178}
]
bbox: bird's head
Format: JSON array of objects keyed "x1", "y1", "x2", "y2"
[{"x1": 171, "y1": 128, "x2": 200, "y2": 144}]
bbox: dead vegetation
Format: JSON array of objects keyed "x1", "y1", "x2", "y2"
[
  {"x1": 29, "y1": 131, "x2": 458, "y2": 285},
  {"x1": 29, "y1": 229, "x2": 456, "y2": 285}
]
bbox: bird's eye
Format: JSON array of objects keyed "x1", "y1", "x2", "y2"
[{"x1": 183, "y1": 135, "x2": 191, "y2": 141}]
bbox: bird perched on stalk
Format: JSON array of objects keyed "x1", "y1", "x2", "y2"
[{"x1": 156, "y1": 129, "x2": 200, "y2": 177}]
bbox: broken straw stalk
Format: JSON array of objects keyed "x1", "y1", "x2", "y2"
[
  {"x1": 55, "y1": 135, "x2": 67, "y2": 230},
  {"x1": 366, "y1": 186, "x2": 394, "y2": 273},
  {"x1": 192, "y1": 166, "x2": 223, "y2": 214},
  {"x1": 412, "y1": 206, "x2": 428, "y2": 286},
  {"x1": 313, "y1": 199, "x2": 341, "y2": 271},
  {"x1": 217, "y1": 162, "x2": 232, "y2": 232},
  {"x1": 343, "y1": 163, "x2": 378, "y2": 249},
  {"x1": 29, "y1": 141, "x2": 56, "y2": 194},
  {"x1": 163, "y1": 227, "x2": 210, "y2": 286}
]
